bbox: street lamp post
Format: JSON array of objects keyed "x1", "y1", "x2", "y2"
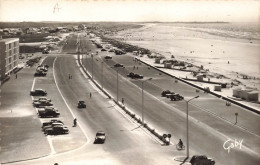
[
  {"x1": 91, "y1": 54, "x2": 94, "y2": 79},
  {"x1": 141, "y1": 78, "x2": 152, "y2": 125},
  {"x1": 116, "y1": 70, "x2": 119, "y2": 102},
  {"x1": 101, "y1": 61, "x2": 104, "y2": 89},
  {"x1": 185, "y1": 95, "x2": 199, "y2": 158}
]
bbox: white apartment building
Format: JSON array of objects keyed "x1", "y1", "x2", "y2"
[{"x1": 0, "y1": 38, "x2": 19, "y2": 80}]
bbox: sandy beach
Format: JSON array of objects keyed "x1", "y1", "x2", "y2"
[{"x1": 114, "y1": 23, "x2": 260, "y2": 90}]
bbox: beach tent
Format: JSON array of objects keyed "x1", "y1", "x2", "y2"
[
  {"x1": 233, "y1": 87, "x2": 242, "y2": 98},
  {"x1": 214, "y1": 85, "x2": 222, "y2": 91},
  {"x1": 197, "y1": 74, "x2": 204, "y2": 81}
]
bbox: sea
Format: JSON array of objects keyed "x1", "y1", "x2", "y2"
[{"x1": 115, "y1": 22, "x2": 260, "y2": 89}]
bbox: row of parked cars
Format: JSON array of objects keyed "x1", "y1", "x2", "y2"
[
  {"x1": 161, "y1": 90, "x2": 184, "y2": 101},
  {"x1": 30, "y1": 88, "x2": 69, "y2": 135},
  {"x1": 104, "y1": 55, "x2": 143, "y2": 79},
  {"x1": 34, "y1": 64, "x2": 49, "y2": 76}
]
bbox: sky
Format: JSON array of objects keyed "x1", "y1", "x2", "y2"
[{"x1": 0, "y1": 0, "x2": 259, "y2": 22}]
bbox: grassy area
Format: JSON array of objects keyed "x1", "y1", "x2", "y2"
[
  {"x1": 19, "y1": 46, "x2": 44, "y2": 53},
  {"x1": 2, "y1": 33, "x2": 49, "y2": 43}
]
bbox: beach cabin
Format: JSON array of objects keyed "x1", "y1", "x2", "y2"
[
  {"x1": 246, "y1": 91, "x2": 259, "y2": 101},
  {"x1": 241, "y1": 89, "x2": 253, "y2": 100},
  {"x1": 214, "y1": 85, "x2": 222, "y2": 91},
  {"x1": 233, "y1": 87, "x2": 242, "y2": 98},
  {"x1": 155, "y1": 58, "x2": 161, "y2": 64},
  {"x1": 197, "y1": 74, "x2": 204, "y2": 81},
  {"x1": 164, "y1": 63, "x2": 172, "y2": 69}
]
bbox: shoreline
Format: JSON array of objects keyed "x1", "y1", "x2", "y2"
[{"x1": 110, "y1": 23, "x2": 260, "y2": 90}]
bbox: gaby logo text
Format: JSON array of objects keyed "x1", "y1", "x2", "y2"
[{"x1": 223, "y1": 139, "x2": 243, "y2": 153}]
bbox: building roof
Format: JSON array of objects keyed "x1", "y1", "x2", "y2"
[{"x1": 0, "y1": 38, "x2": 19, "y2": 44}]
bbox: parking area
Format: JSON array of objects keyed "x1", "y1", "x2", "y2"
[{"x1": 0, "y1": 66, "x2": 50, "y2": 163}]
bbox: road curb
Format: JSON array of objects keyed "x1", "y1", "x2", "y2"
[{"x1": 77, "y1": 54, "x2": 170, "y2": 145}]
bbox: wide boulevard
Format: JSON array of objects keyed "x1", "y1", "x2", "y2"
[{"x1": 2, "y1": 32, "x2": 260, "y2": 165}]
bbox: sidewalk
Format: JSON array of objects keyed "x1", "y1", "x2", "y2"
[{"x1": 0, "y1": 67, "x2": 50, "y2": 164}]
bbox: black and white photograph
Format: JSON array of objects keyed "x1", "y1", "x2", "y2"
[{"x1": 0, "y1": 0, "x2": 259, "y2": 165}]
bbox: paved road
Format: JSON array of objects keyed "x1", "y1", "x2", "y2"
[
  {"x1": 77, "y1": 32, "x2": 260, "y2": 164},
  {"x1": 4, "y1": 32, "x2": 259, "y2": 165},
  {"x1": 7, "y1": 33, "x2": 181, "y2": 165}
]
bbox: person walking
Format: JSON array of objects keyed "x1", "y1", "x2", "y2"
[
  {"x1": 122, "y1": 98, "x2": 124, "y2": 105},
  {"x1": 15, "y1": 74, "x2": 17, "y2": 79},
  {"x1": 90, "y1": 92, "x2": 92, "y2": 98},
  {"x1": 73, "y1": 118, "x2": 77, "y2": 127}
]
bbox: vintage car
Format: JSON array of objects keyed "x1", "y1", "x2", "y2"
[
  {"x1": 190, "y1": 155, "x2": 215, "y2": 165},
  {"x1": 161, "y1": 90, "x2": 174, "y2": 97},
  {"x1": 30, "y1": 89, "x2": 47, "y2": 96},
  {"x1": 36, "y1": 66, "x2": 48, "y2": 72},
  {"x1": 34, "y1": 70, "x2": 47, "y2": 76},
  {"x1": 44, "y1": 125, "x2": 69, "y2": 135},
  {"x1": 38, "y1": 106, "x2": 60, "y2": 118},
  {"x1": 94, "y1": 131, "x2": 106, "y2": 144},
  {"x1": 42, "y1": 119, "x2": 64, "y2": 128},
  {"x1": 33, "y1": 97, "x2": 51, "y2": 103},
  {"x1": 42, "y1": 122, "x2": 64, "y2": 132},
  {"x1": 127, "y1": 72, "x2": 144, "y2": 79},
  {"x1": 33, "y1": 100, "x2": 53, "y2": 107},
  {"x1": 104, "y1": 55, "x2": 112, "y2": 59},
  {"x1": 114, "y1": 63, "x2": 124, "y2": 68},
  {"x1": 77, "y1": 101, "x2": 86, "y2": 108},
  {"x1": 169, "y1": 93, "x2": 184, "y2": 101}
]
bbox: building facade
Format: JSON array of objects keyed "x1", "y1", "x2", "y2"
[{"x1": 0, "y1": 38, "x2": 19, "y2": 80}]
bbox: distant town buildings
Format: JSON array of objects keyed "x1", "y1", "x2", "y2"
[{"x1": 0, "y1": 38, "x2": 19, "y2": 81}]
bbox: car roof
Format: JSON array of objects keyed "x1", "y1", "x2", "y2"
[
  {"x1": 96, "y1": 131, "x2": 105, "y2": 135},
  {"x1": 35, "y1": 89, "x2": 45, "y2": 91}
]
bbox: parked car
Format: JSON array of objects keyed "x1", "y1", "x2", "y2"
[
  {"x1": 33, "y1": 100, "x2": 53, "y2": 107},
  {"x1": 94, "y1": 131, "x2": 106, "y2": 144},
  {"x1": 42, "y1": 122, "x2": 64, "y2": 132},
  {"x1": 104, "y1": 55, "x2": 112, "y2": 59},
  {"x1": 42, "y1": 119, "x2": 64, "y2": 128},
  {"x1": 42, "y1": 49, "x2": 49, "y2": 54},
  {"x1": 39, "y1": 64, "x2": 49, "y2": 68},
  {"x1": 127, "y1": 72, "x2": 144, "y2": 79},
  {"x1": 161, "y1": 90, "x2": 174, "y2": 97},
  {"x1": 37, "y1": 66, "x2": 48, "y2": 72},
  {"x1": 38, "y1": 106, "x2": 60, "y2": 117},
  {"x1": 169, "y1": 93, "x2": 184, "y2": 101},
  {"x1": 101, "y1": 48, "x2": 106, "y2": 51},
  {"x1": 77, "y1": 101, "x2": 86, "y2": 108},
  {"x1": 34, "y1": 70, "x2": 47, "y2": 76},
  {"x1": 30, "y1": 89, "x2": 47, "y2": 96},
  {"x1": 114, "y1": 63, "x2": 124, "y2": 67},
  {"x1": 33, "y1": 97, "x2": 51, "y2": 103},
  {"x1": 114, "y1": 49, "x2": 126, "y2": 55},
  {"x1": 190, "y1": 155, "x2": 215, "y2": 165},
  {"x1": 44, "y1": 125, "x2": 69, "y2": 135}
]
